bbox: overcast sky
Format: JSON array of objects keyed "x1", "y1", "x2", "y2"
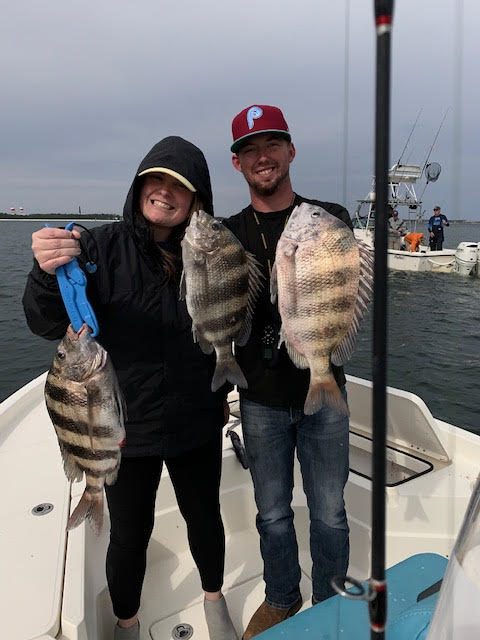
[{"x1": 2, "y1": 1, "x2": 479, "y2": 220}]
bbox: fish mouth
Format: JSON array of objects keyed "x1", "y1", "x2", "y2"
[
  {"x1": 65, "y1": 324, "x2": 93, "y2": 344},
  {"x1": 78, "y1": 324, "x2": 90, "y2": 337},
  {"x1": 185, "y1": 211, "x2": 214, "y2": 248},
  {"x1": 66, "y1": 324, "x2": 88, "y2": 340}
]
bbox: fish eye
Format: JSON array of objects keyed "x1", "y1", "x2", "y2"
[
  {"x1": 56, "y1": 350, "x2": 66, "y2": 360},
  {"x1": 311, "y1": 211, "x2": 321, "y2": 217},
  {"x1": 211, "y1": 222, "x2": 221, "y2": 231}
]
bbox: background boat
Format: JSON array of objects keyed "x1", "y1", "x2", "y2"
[{"x1": 353, "y1": 163, "x2": 480, "y2": 276}]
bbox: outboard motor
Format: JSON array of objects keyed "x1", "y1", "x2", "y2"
[{"x1": 454, "y1": 242, "x2": 478, "y2": 276}]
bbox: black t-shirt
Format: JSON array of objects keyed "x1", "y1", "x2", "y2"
[{"x1": 223, "y1": 194, "x2": 353, "y2": 409}]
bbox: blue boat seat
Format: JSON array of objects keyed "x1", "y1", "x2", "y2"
[{"x1": 256, "y1": 553, "x2": 447, "y2": 639}]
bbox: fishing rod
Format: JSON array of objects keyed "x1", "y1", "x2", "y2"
[
  {"x1": 421, "y1": 108, "x2": 450, "y2": 178},
  {"x1": 370, "y1": 1, "x2": 394, "y2": 638},
  {"x1": 331, "y1": 5, "x2": 393, "y2": 636},
  {"x1": 410, "y1": 109, "x2": 449, "y2": 214},
  {"x1": 396, "y1": 107, "x2": 422, "y2": 167}
]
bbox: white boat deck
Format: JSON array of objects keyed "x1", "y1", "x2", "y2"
[
  {"x1": 0, "y1": 376, "x2": 70, "y2": 640},
  {"x1": 2, "y1": 373, "x2": 480, "y2": 639}
]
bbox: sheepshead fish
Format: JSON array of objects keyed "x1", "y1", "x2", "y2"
[
  {"x1": 45, "y1": 325, "x2": 125, "y2": 534},
  {"x1": 271, "y1": 202, "x2": 373, "y2": 415},
  {"x1": 181, "y1": 210, "x2": 263, "y2": 391}
]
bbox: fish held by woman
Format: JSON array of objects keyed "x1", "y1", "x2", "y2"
[
  {"x1": 181, "y1": 210, "x2": 263, "y2": 391},
  {"x1": 44, "y1": 324, "x2": 126, "y2": 534},
  {"x1": 271, "y1": 202, "x2": 374, "y2": 415}
]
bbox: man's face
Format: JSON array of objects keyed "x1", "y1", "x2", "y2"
[
  {"x1": 434, "y1": 208, "x2": 441, "y2": 216},
  {"x1": 232, "y1": 134, "x2": 295, "y2": 197}
]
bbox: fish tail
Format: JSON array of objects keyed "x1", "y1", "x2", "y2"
[
  {"x1": 211, "y1": 357, "x2": 248, "y2": 392},
  {"x1": 67, "y1": 485, "x2": 104, "y2": 535},
  {"x1": 304, "y1": 378, "x2": 349, "y2": 416}
]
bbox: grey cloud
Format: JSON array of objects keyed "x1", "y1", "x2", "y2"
[{"x1": 1, "y1": 0, "x2": 478, "y2": 219}]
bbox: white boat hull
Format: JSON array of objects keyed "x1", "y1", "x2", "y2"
[
  {"x1": 353, "y1": 229, "x2": 473, "y2": 273},
  {"x1": 387, "y1": 248, "x2": 456, "y2": 272},
  {"x1": 2, "y1": 373, "x2": 479, "y2": 639}
]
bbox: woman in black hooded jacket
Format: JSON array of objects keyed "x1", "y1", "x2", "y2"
[{"x1": 22, "y1": 137, "x2": 238, "y2": 640}]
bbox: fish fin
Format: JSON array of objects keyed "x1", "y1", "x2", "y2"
[
  {"x1": 358, "y1": 240, "x2": 374, "y2": 302},
  {"x1": 331, "y1": 328, "x2": 358, "y2": 365},
  {"x1": 58, "y1": 441, "x2": 83, "y2": 482},
  {"x1": 235, "y1": 252, "x2": 264, "y2": 348},
  {"x1": 284, "y1": 340, "x2": 309, "y2": 369},
  {"x1": 304, "y1": 378, "x2": 349, "y2": 416},
  {"x1": 331, "y1": 241, "x2": 374, "y2": 366},
  {"x1": 112, "y1": 377, "x2": 127, "y2": 433},
  {"x1": 105, "y1": 462, "x2": 120, "y2": 486},
  {"x1": 192, "y1": 326, "x2": 214, "y2": 354},
  {"x1": 270, "y1": 261, "x2": 278, "y2": 303},
  {"x1": 235, "y1": 317, "x2": 251, "y2": 347},
  {"x1": 211, "y1": 357, "x2": 248, "y2": 392},
  {"x1": 67, "y1": 486, "x2": 104, "y2": 535},
  {"x1": 179, "y1": 269, "x2": 186, "y2": 300}
]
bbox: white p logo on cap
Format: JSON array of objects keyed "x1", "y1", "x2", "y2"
[{"x1": 247, "y1": 106, "x2": 263, "y2": 130}]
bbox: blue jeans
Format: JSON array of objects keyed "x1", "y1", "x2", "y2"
[{"x1": 240, "y1": 391, "x2": 350, "y2": 607}]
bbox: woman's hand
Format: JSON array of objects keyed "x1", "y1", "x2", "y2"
[{"x1": 31, "y1": 227, "x2": 82, "y2": 274}]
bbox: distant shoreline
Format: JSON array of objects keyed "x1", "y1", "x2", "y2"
[
  {"x1": 0, "y1": 214, "x2": 121, "y2": 221},
  {"x1": 1, "y1": 214, "x2": 479, "y2": 224}
]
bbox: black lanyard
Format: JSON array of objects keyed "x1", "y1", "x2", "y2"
[{"x1": 250, "y1": 194, "x2": 296, "y2": 277}]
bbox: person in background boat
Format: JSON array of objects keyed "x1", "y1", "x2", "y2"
[
  {"x1": 404, "y1": 231, "x2": 424, "y2": 252},
  {"x1": 223, "y1": 104, "x2": 352, "y2": 640},
  {"x1": 428, "y1": 205, "x2": 449, "y2": 251},
  {"x1": 22, "y1": 137, "x2": 238, "y2": 640},
  {"x1": 388, "y1": 208, "x2": 406, "y2": 250}
]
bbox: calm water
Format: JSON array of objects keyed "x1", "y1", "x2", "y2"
[{"x1": 1, "y1": 220, "x2": 479, "y2": 433}]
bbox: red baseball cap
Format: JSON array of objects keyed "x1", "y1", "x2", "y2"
[{"x1": 231, "y1": 104, "x2": 291, "y2": 153}]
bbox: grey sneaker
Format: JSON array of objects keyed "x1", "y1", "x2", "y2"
[
  {"x1": 114, "y1": 621, "x2": 140, "y2": 640},
  {"x1": 204, "y1": 596, "x2": 239, "y2": 640}
]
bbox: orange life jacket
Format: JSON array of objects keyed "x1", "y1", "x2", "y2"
[{"x1": 404, "y1": 232, "x2": 424, "y2": 252}]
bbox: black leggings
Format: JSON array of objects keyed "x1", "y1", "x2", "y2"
[{"x1": 105, "y1": 434, "x2": 225, "y2": 619}]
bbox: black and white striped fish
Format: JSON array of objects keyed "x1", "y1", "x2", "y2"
[
  {"x1": 272, "y1": 203, "x2": 374, "y2": 415},
  {"x1": 181, "y1": 210, "x2": 263, "y2": 391},
  {"x1": 45, "y1": 325, "x2": 125, "y2": 534}
]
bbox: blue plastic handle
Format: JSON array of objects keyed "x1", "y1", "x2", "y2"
[{"x1": 54, "y1": 222, "x2": 99, "y2": 336}]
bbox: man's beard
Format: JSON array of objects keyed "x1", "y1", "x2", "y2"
[{"x1": 246, "y1": 166, "x2": 289, "y2": 197}]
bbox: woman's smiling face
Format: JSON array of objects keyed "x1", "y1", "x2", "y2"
[{"x1": 139, "y1": 173, "x2": 194, "y2": 240}]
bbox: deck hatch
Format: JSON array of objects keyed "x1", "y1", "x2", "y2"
[{"x1": 349, "y1": 431, "x2": 433, "y2": 486}]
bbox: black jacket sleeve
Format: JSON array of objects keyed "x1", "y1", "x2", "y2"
[{"x1": 22, "y1": 260, "x2": 69, "y2": 340}]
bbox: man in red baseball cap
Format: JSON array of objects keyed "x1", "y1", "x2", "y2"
[
  {"x1": 223, "y1": 106, "x2": 353, "y2": 639},
  {"x1": 230, "y1": 105, "x2": 291, "y2": 154}
]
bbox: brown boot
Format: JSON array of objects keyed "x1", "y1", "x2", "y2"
[{"x1": 242, "y1": 598, "x2": 302, "y2": 639}]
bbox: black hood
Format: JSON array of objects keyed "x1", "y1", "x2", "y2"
[{"x1": 123, "y1": 136, "x2": 214, "y2": 273}]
